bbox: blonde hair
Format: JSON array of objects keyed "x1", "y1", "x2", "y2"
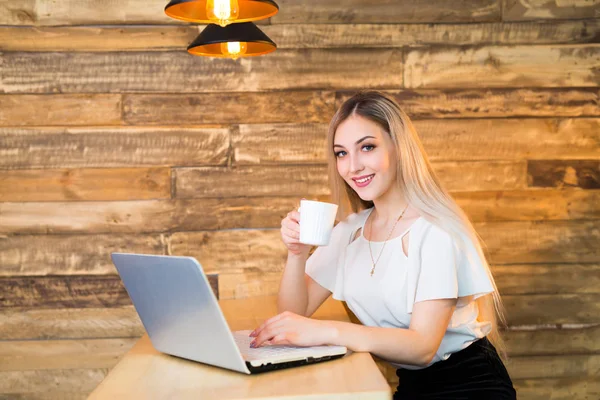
[{"x1": 326, "y1": 91, "x2": 508, "y2": 359}]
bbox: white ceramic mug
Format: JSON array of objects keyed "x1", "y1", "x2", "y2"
[{"x1": 298, "y1": 200, "x2": 338, "y2": 246}]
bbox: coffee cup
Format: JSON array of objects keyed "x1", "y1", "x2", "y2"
[{"x1": 298, "y1": 200, "x2": 338, "y2": 246}]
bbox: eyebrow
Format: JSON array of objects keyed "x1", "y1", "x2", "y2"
[{"x1": 333, "y1": 135, "x2": 376, "y2": 149}]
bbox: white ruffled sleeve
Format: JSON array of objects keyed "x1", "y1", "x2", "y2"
[
  {"x1": 305, "y1": 213, "x2": 362, "y2": 301},
  {"x1": 406, "y1": 222, "x2": 494, "y2": 313}
]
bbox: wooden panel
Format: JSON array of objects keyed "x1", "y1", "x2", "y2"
[
  {"x1": 505, "y1": 325, "x2": 600, "y2": 356},
  {"x1": 456, "y1": 189, "x2": 600, "y2": 222},
  {"x1": 528, "y1": 160, "x2": 599, "y2": 189},
  {"x1": 513, "y1": 377, "x2": 600, "y2": 400},
  {"x1": 218, "y1": 272, "x2": 283, "y2": 299},
  {"x1": 0, "y1": 275, "x2": 131, "y2": 309},
  {"x1": 377, "y1": 356, "x2": 600, "y2": 388},
  {"x1": 0, "y1": 0, "x2": 174, "y2": 25},
  {"x1": 176, "y1": 162, "x2": 526, "y2": 198},
  {"x1": 405, "y1": 45, "x2": 600, "y2": 88},
  {"x1": 266, "y1": 20, "x2": 600, "y2": 47},
  {"x1": 123, "y1": 91, "x2": 334, "y2": 125},
  {"x1": 271, "y1": 0, "x2": 501, "y2": 23},
  {"x1": 0, "y1": 368, "x2": 107, "y2": 394},
  {"x1": 0, "y1": 338, "x2": 137, "y2": 371},
  {"x1": 504, "y1": 294, "x2": 600, "y2": 325},
  {"x1": 336, "y1": 88, "x2": 600, "y2": 119},
  {"x1": 0, "y1": 197, "x2": 297, "y2": 234},
  {"x1": 477, "y1": 220, "x2": 600, "y2": 264},
  {"x1": 0, "y1": 274, "x2": 219, "y2": 309},
  {"x1": 233, "y1": 123, "x2": 328, "y2": 164},
  {"x1": 0, "y1": 234, "x2": 165, "y2": 276},
  {"x1": 0, "y1": 167, "x2": 171, "y2": 202},
  {"x1": 169, "y1": 230, "x2": 285, "y2": 274},
  {"x1": 0, "y1": 50, "x2": 403, "y2": 94},
  {"x1": 493, "y1": 264, "x2": 600, "y2": 295},
  {"x1": 0, "y1": 26, "x2": 199, "y2": 51},
  {"x1": 0, "y1": 94, "x2": 121, "y2": 126},
  {"x1": 175, "y1": 165, "x2": 330, "y2": 198},
  {"x1": 507, "y1": 354, "x2": 600, "y2": 379},
  {"x1": 503, "y1": 0, "x2": 600, "y2": 21},
  {"x1": 233, "y1": 119, "x2": 600, "y2": 164},
  {"x1": 2, "y1": 21, "x2": 599, "y2": 52},
  {"x1": 0, "y1": 307, "x2": 143, "y2": 340},
  {"x1": 0, "y1": 126, "x2": 229, "y2": 169}
]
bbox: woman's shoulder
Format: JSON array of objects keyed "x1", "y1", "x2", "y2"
[{"x1": 336, "y1": 208, "x2": 371, "y2": 229}]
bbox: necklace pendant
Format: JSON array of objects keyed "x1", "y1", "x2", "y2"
[{"x1": 370, "y1": 266, "x2": 375, "y2": 276}]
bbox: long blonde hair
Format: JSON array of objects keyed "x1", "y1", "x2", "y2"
[{"x1": 326, "y1": 91, "x2": 508, "y2": 359}]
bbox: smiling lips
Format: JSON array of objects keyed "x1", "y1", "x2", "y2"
[{"x1": 352, "y1": 174, "x2": 375, "y2": 188}]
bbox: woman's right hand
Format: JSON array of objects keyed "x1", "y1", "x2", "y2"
[{"x1": 281, "y1": 209, "x2": 312, "y2": 258}]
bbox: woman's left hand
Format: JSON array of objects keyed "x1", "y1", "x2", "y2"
[{"x1": 249, "y1": 311, "x2": 336, "y2": 348}]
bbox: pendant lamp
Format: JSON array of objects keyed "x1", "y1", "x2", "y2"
[
  {"x1": 165, "y1": 0, "x2": 279, "y2": 27},
  {"x1": 187, "y1": 22, "x2": 276, "y2": 59}
]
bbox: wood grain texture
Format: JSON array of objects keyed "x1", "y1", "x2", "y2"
[
  {"x1": 0, "y1": 26, "x2": 199, "y2": 51},
  {"x1": 218, "y1": 272, "x2": 284, "y2": 299},
  {"x1": 493, "y1": 264, "x2": 600, "y2": 295},
  {"x1": 528, "y1": 160, "x2": 599, "y2": 189},
  {"x1": 405, "y1": 45, "x2": 600, "y2": 88},
  {"x1": 507, "y1": 354, "x2": 600, "y2": 379},
  {"x1": 0, "y1": 167, "x2": 171, "y2": 202},
  {"x1": 0, "y1": 94, "x2": 121, "y2": 126},
  {"x1": 0, "y1": 198, "x2": 297, "y2": 234},
  {"x1": 175, "y1": 165, "x2": 330, "y2": 198},
  {"x1": 0, "y1": 338, "x2": 137, "y2": 371},
  {"x1": 271, "y1": 0, "x2": 502, "y2": 23},
  {"x1": 377, "y1": 355, "x2": 600, "y2": 388},
  {"x1": 477, "y1": 220, "x2": 600, "y2": 264},
  {"x1": 233, "y1": 119, "x2": 600, "y2": 164},
  {"x1": 2, "y1": 20, "x2": 598, "y2": 52},
  {"x1": 503, "y1": 0, "x2": 600, "y2": 21},
  {"x1": 175, "y1": 161, "x2": 527, "y2": 198},
  {"x1": 513, "y1": 377, "x2": 600, "y2": 400},
  {"x1": 169, "y1": 230, "x2": 285, "y2": 275},
  {"x1": 0, "y1": 234, "x2": 165, "y2": 276},
  {"x1": 0, "y1": 274, "x2": 219, "y2": 309},
  {"x1": 123, "y1": 92, "x2": 335, "y2": 125},
  {"x1": 505, "y1": 324, "x2": 600, "y2": 356},
  {"x1": 504, "y1": 293, "x2": 600, "y2": 325},
  {"x1": 0, "y1": 307, "x2": 144, "y2": 340},
  {"x1": 0, "y1": 126, "x2": 229, "y2": 169},
  {"x1": 0, "y1": 368, "x2": 107, "y2": 395},
  {"x1": 0, "y1": 50, "x2": 403, "y2": 94},
  {"x1": 0, "y1": 0, "x2": 174, "y2": 25},
  {"x1": 455, "y1": 189, "x2": 600, "y2": 222},
  {"x1": 336, "y1": 88, "x2": 600, "y2": 118}
]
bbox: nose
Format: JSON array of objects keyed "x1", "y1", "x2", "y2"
[{"x1": 349, "y1": 152, "x2": 364, "y2": 174}]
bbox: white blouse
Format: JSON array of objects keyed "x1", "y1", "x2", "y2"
[{"x1": 305, "y1": 208, "x2": 495, "y2": 370}]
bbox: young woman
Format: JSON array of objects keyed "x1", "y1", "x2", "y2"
[{"x1": 249, "y1": 91, "x2": 516, "y2": 399}]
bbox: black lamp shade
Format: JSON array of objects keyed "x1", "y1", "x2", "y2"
[
  {"x1": 188, "y1": 22, "x2": 276, "y2": 58},
  {"x1": 165, "y1": 0, "x2": 278, "y2": 24}
]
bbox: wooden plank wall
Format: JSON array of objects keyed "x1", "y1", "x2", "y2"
[{"x1": 0, "y1": 0, "x2": 599, "y2": 398}]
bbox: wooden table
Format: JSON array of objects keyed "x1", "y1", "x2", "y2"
[{"x1": 89, "y1": 296, "x2": 392, "y2": 400}]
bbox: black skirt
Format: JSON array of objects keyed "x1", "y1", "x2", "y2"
[{"x1": 394, "y1": 337, "x2": 516, "y2": 400}]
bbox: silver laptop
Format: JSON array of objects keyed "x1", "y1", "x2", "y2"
[{"x1": 111, "y1": 253, "x2": 347, "y2": 374}]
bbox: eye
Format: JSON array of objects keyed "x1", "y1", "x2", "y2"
[
  {"x1": 334, "y1": 150, "x2": 347, "y2": 158},
  {"x1": 362, "y1": 144, "x2": 375, "y2": 152}
]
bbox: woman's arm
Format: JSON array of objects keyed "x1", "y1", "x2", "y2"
[
  {"x1": 277, "y1": 253, "x2": 331, "y2": 316},
  {"x1": 329, "y1": 298, "x2": 457, "y2": 366},
  {"x1": 253, "y1": 297, "x2": 457, "y2": 367}
]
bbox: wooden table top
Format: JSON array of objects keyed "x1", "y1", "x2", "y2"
[{"x1": 89, "y1": 296, "x2": 392, "y2": 400}]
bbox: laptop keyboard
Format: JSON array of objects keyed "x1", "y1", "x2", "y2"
[{"x1": 233, "y1": 331, "x2": 315, "y2": 361}]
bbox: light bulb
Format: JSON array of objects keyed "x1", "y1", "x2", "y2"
[
  {"x1": 220, "y1": 41, "x2": 247, "y2": 59},
  {"x1": 206, "y1": 0, "x2": 240, "y2": 27}
]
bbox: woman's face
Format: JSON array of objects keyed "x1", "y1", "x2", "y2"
[{"x1": 333, "y1": 114, "x2": 397, "y2": 202}]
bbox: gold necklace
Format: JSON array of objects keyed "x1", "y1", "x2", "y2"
[{"x1": 368, "y1": 204, "x2": 409, "y2": 277}]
